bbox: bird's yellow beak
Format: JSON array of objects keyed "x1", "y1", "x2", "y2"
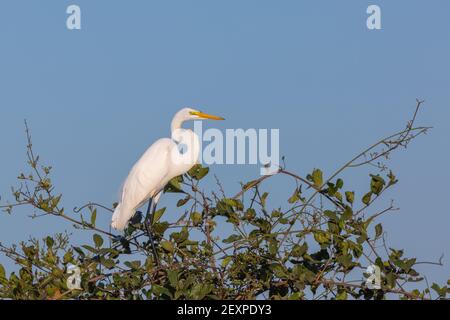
[{"x1": 190, "y1": 111, "x2": 225, "y2": 120}]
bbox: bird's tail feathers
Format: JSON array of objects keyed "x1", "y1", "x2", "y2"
[{"x1": 111, "y1": 203, "x2": 129, "y2": 231}]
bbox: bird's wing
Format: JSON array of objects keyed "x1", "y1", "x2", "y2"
[{"x1": 120, "y1": 138, "x2": 175, "y2": 211}]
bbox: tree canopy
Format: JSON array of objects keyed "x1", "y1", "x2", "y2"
[{"x1": 0, "y1": 100, "x2": 448, "y2": 300}]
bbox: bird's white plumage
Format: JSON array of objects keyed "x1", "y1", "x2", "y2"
[
  {"x1": 111, "y1": 138, "x2": 173, "y2": 230},
  {"x1": 111, "y1": 108, "x2": 224, "y2": 231}
]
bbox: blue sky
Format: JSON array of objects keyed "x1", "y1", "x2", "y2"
[{"x1": 0, "y1": 1, "x2": 449, "y2": 287}]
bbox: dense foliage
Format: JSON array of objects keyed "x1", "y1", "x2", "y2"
[{"x1": 1, "y1": 101, "x2": 448, "y2": 300}]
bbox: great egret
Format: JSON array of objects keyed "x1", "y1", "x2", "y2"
[{"x1": 111, "y1": 108, "x2": 224, "y2": 231}]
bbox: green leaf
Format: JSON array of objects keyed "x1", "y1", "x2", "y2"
[
  {"x1": 268, "y1": 239, "x2": 279, "y2": 255},
  {"x1": 311, "y1": 169, "x2": 323, "y2": 188},
  {"x1": 188, "y1": 164, "x2": 209, "y2": 180},
  {"x1": 336, "y1": 291, "x2": 348, "y2": 300},
  {"x1": 195, "y1": 167, "x2": 209, "y2": 180},
  {"x1": 260, "y1": 192, "x2": 269, "y2": 207},
  {"x1": 375, "y1": 223, "x2": 383, "y2": 238},
  {"x1": 431, "y1": 283, "x2": 447, "y2": 298},
  {"x1": 271, "y1": 210, "x2": 281, "y2": 218},
  {"x1": 370, "y1": 175, "x2": 386, "y2": 195},
  {"x1": 63, "y1": 251, "x2": 73, "y2": 264},
  {"x1": 288, "y1": 188, "x2": 301, "y2": 204},
  {"x1": 223, "y1": 198, "x2": 244, "y2": 210},
  {"x1": 270, "y1": 264, "x2": 287, "y2": 278},
  {"x1": 82, "y1": 245, "x2": 98, "y2": 253},
  {"x1": 326, "y1": 182, "x2": 337, "y2": 197},
  {"x1": 167, "y1": 270, "x2": 178, "y2": 288},
  {"x1": 165, "y1": 176, "x2": 184, "y2": 193},
  {"x1": 171, "y1": 228, "x2": 189, "y2": 244},
  {"x1": 221, "y1": 256, "x2": 233, "y2": 268},
  {"x1": 0, "y1": 264, "x2": 5, "y2": 280},
  {"x1": 345, "y1": 191, "x2": 355, "y2": 205},
  {"x1": 187, "y1": 164, "x2": 201, "y2": 177},
  {"x1": 314, "y1": 231, "x2": 330, "y2": 245},
  {"x1": 404, "y1": 258, "x2": 416, "y2": 272},
  {"x1": 216, "y1": 200, "x2": 234, "y2": 215},
  {"x1": 324, "y1": 210, "x2": 338, "y2": 222},
  {"x1": 223, "y1": 234, "x2": 242, "y2": 244},
  {"x1": 90, "y1": 209, "x2": 97, "y2": 227},
  {"x1": 73, "y1": 246, "x2": 85, "y2": 258},
  {"x1": 153, "y1": 207, "x2": 166, "y2": 224},
  {"x1": 152, "y1": 284, "x2": 172, "y2": 298},
  {"x1": 191, "y1": 283, "x2": 213, "y2": 300},
  {"x1": 386, "y1": 272, "x2": 397, "y2": 289},
  {"x1": 93, "y1": 234, "x2": 104, "y2": 248},
  {"x1": 177, "y1": 196, "x2": 190, "y2": 207},
  {"x1": 357, "y1": 232, "x2": 368, "y2": 244},
  {"x1": 45, "y1": 236, "x2": 54, "y2": 248},
  {"x1": 342, "y1": 206, "x2": 353, "y2": 221},
  {"x1": 291, "y1": 243, "x2": 308, "y2": 258},
  {"x1": 101, "y1": 258, "x2": 116, "y2": 269},
  {"x1": 336, "y1": 254, "x2": 353, "y2": 268},
  {"x1": 190, "y1": 212, "x2": 202, "y2": 226},
  {"x1": 161, "y1": 240, "x2": 174, "y2": 253},
  {"x1": 153, "y1": 221, "x2": 170, "y2": 235},
  {"x1": 362, "y1": 192, "x2": 373, "y2": 205},
  {"x1": 245, "y1": 208, "x2": 257, "y2": 221},
  {"x1": 289, "y1": 292, "x2": 304, "y2": 300}
]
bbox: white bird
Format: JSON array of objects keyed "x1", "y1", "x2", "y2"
[{"x1": 111, "y1": 108, "x2": 224, "y2": 231}]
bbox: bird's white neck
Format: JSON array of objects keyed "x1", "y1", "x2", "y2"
[
  {"x1": 170, "y1": 112, "x2": 201, "y2": 173},
  {"x1": 171, "y1": 112, "x2": 186, "y2": 134},
  {"x1": 170, "y1": 128, "x2": 201, "y2": 175}
]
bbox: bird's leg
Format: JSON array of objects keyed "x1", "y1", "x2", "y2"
[
  {"x1": 144, "y1": 198, "x2": 160, "y2": 266},
  {"x1": 145, "y1": 197, "x2": 153, "y2": 222},
  {"x1": 150, "y1": 200, "x2": 161, "y2": 266},
  {"x1": 150, "y1": 201, "x2": 158, "y2": 224}
]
